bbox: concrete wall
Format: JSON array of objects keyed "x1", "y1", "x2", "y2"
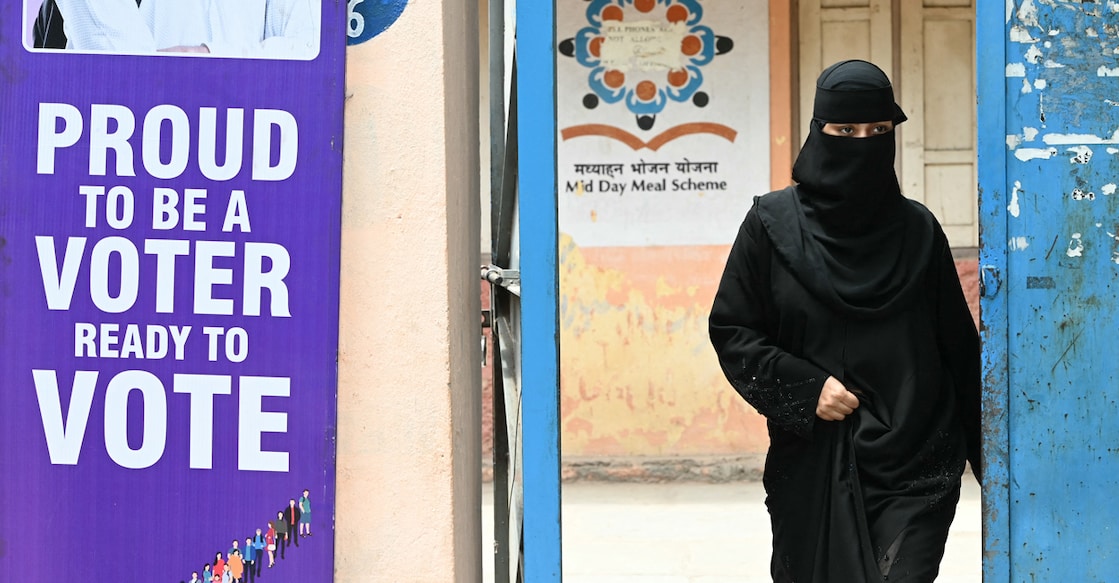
[{"x1": 336, "y1": 1, "x2": 482, "y2": 580}]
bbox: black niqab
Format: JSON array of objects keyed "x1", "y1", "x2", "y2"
[{"x1": 759, "y1": 59, "x2": 933, "y2": 316}]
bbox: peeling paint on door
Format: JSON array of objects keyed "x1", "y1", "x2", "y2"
[{"x1": 982, "y1": 1, "x2": 1119, "y2": 579}]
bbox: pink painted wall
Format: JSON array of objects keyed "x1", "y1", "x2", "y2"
[
  {"x1": 336, "y1": 1, "x2": 481, "y2": 580},
  {"x1": 557, "y1": 245, "x2": 978, "y2": 461}
]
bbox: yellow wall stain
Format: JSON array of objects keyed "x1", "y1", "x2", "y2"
[{"x1": 559, "y1": 235, "x2": 770, "y2": 457}]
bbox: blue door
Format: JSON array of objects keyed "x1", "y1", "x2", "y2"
[{"x1": 979, "y1": 2, "x2": 1119, "y2": 580}]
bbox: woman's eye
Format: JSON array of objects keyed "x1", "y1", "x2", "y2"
[
  {"x1": 840, "y1": 126, "x2": 854, "y2": 134},
  {"x1": 874, "y1": 125, "x2": 889, "y2": 133}
]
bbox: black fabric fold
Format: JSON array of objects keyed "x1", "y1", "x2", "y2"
[{"x1": 755, "y1": 186, "x2": 935, "y2": 318}]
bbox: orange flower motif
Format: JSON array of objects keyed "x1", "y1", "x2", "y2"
[{"x1": 561, "y1": 0, "x2": 732, "y2": 130}]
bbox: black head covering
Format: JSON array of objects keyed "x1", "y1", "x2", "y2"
[
  {"x1": 811, "y1": 59, "x2": 907, "y2": 125},
  {"x1": 794, "y1": 59, "x2": 907, "y2": 235},
  {"x1": 757, "y1": 60, "x2": 937, "y2": 316}
]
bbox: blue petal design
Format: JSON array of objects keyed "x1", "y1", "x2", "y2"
[
  {"x1": 574, "y1": 27, "x2": 603, "y2": 67},
  {"x1": 675, "y1": 0, "x2": 704, "y2": 26},
  {"x1": 589, "y1": 67, "x2": 627, "y2": 104},
  {"x1": 625, "y1": 88, "x2": 668, "y2": 115},
  {"x1": 666, "y1": 65, "x2": 703, "y2": 102},
  {"x1": 687, "y1": 25, "x2": 716, "y2": 66},
  {"x1": 586, "y1": 0, "x2": 621, "y2": 27}
]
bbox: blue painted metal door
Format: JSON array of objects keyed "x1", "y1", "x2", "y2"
[{"x1": 979, "y1": 2, "x2": 1119, "y2": 580}]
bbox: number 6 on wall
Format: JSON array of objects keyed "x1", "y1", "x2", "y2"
[{"x1": 348, "y1": 0, "x2": 366, "y2": 38}]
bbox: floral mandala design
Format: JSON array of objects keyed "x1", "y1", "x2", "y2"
[{"x1": 559, "y1": 0, "x2": 734, "y2": 131}]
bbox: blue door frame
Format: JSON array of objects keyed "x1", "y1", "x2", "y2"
[
  {"x1": 979, "y1": 2, "x2": 1119, "y2": 580},
  {"x1": 976, "y1": 2, "x2": 1010, "y2": 579},
  {"x1": 518, "y1": 2, "x2": 563, "y2": 581}
]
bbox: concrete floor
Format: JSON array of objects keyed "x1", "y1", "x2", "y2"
[{"x1": 482, "y1": 478, "x2": 982, "y2": 582}]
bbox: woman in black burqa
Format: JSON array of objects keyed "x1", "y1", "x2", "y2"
[{"x1": 709, "y1": 60, "x2": 981, "y2": 582}]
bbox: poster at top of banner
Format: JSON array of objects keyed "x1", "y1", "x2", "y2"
[{"x1": 0, "y1": 2, "x2": 345, "y2": 581}]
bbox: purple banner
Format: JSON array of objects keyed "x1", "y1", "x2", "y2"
[{"x1": 0, "y1": 2, "x2": 344, "y2": 581}]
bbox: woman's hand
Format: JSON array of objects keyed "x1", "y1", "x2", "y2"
[{"x1": 816, "y1": 376, "x2": 860, "y2": 421}]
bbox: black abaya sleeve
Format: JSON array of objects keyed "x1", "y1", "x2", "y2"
[
  {"x1": 710, "y1": 210, "x2": 828, "y2": 439},
  {"x1": 935, "y1": 241, "x2": 983, "y2": 483}
]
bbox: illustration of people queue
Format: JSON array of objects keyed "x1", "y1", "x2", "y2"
[{"x1": 182, "y1": 490, "x2": 313, "y2": 583}]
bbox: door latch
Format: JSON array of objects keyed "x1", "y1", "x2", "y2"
[
  {"x1": 980, "y1": 265, "x2": 1001, "y2": 298},
  {"x1": 481, "y1": 265, "x2": 520, "y2": 296}
]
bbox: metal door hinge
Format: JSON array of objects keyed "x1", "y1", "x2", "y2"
[{"x1": 481, "y1": 265, "x2": 521, "y2": 296}]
